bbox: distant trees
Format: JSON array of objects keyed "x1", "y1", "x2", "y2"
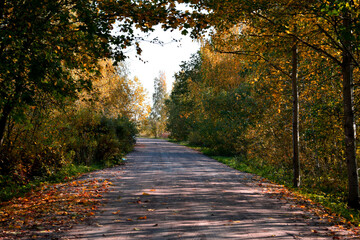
[
  {"x1": 85, "y1": 59, "x2": 148, "y2": 121},
  {"x1": 150, "y1": 72, "x2": 168, "y2": 138}
]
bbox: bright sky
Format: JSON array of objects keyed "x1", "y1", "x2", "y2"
[{"x1": 125, "y1": 26, "x2": 201, "y2": 101}]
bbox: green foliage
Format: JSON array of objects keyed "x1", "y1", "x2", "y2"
[
  {"x1": 62, "y1": 108, "x2": 137, "y2": 166},
  {"x1": 0, "y1": 104, "x2": 136, "y2": 193},
  {"x1": 0, "y1": 106, "x2": 136, "y2": 202},
  {"x1": 0, "y1": 58, "x2": 141, "y2": 202},
  {"x1": 0, "y1": 0, "x2": 195, "y2": 145},
  {"x1": 95, "y1": 116, "x2": 137, "y2": 164},
  {"x1": 166, "y1": 53, "x2": 201, "y2": 141},
  {"x1": 167, "y1": 51, "x2": 261, "y2": 155},
  {"x1": 167, "y1": 16, "x2": 358, "y2": 207}
]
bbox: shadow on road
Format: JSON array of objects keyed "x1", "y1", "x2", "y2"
[{"x1": 62, "y1": 138, "x2": 354, "y2": 239}]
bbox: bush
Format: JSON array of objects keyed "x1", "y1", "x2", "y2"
[
  {"x1": 93, "y1": 116, "x2": 137, "y2": 165},
  {"x1": 0, "y1": 107, "x2": 138, "y2": 201}
]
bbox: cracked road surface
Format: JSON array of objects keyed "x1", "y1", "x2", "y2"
[{"x1": 62, "y1": 138, "x2": 355, "y2": 239}]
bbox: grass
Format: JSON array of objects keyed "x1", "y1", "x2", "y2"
[
  {"x1": 171, "y1": 139, "x2": 360, "y2": 227},
  {"x1": 0, "y1": 163, "x2": 107, "y2": 203},
  {"x1": 213, "y1": 155, "x2": 360, "y2": 225}
]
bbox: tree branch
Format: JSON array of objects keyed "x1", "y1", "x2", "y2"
[
  {"x1": 213, "y1": 47, "x2": 292, "y2": 79},
  {"x1": 254, "y1": 12, "x2": 343, "y2": 66}
]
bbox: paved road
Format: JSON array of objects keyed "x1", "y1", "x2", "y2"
[{"x1": 62, "y1": 138, "x2": 352, "y2": 239}]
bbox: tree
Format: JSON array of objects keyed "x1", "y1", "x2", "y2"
[
  {"x1": 0, "y1": 0, "x2": 198, "y2": 146},
  {"x1": 78, "y1": 59, "x2": 148, "y2": 122},
  {"x1": 210, "y1": 22, "x2": 302, "y2": 187},
  {"x1": 166, "y1": 53, "x2": 202, "y2": 141},
  {"x1": 184, "y1": 0, "x2": 360, "y2": 209},
  {"x1": 254, "y1": 0, "x2": 360, "y2": 208},
  {"x1": 150, "y1": 72, "x2": 168, "y2": 138},
  {"x1": 291, "y1": 29, "x2": 300, "y2": 188}
]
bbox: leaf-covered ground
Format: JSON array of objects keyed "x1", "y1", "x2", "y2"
[{"x1": 0, "y1": 177, "x2": 112, "y2": 239}]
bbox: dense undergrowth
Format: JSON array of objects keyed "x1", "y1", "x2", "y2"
[
  {"x1": 0, "y1": 113, "x2": 136, "y2": 202},
  {"x1": 0, "y1": 59, "x2": 143, "y2": 203}
]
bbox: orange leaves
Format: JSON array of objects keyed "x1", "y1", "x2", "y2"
[
  {"x1": 224, "y1": 220, "x2": 242, "y2": 226},
  {"x1": 138, "y1": 216, "x2": 147, "y2": 220},
  {"x1": 0, "y1": 178, "x2": 111, "y2": 239},
  {"x1": 112, "y1": 210, "x2": 121, "y2": 215}
]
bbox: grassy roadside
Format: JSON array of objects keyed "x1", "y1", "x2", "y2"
[
  {"x1": 0, "y1": 162, "x2": 115, "y2": 203},
  {"x1": 169, "y1": 139, "x2": 360, "y2": 228}
]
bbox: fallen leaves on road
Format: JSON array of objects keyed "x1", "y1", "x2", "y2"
[
  {"x1": 224, "y1": 220, "x2": 242, "y2": 226},
  {"x1": 112, "y1": 210, "x2": 121, "y2": 215},
  {"x1": 0, "y1": 178, "x2": 111, "y2": 239}
]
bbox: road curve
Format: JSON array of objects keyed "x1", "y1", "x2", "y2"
[{"x1": 62, "y1": 138, "x2": 352, "y2": 239}]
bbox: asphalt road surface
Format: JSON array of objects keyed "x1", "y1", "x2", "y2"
[{"x1": 62, "y1": 138, "x2": 355, "y2": 239}]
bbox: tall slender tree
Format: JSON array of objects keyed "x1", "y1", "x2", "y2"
[{"x1": 150, "y1": 72, "x2": 168, "y2": 138}]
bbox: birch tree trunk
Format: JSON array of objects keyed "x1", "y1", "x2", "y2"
[
  {"x1": 342, "y1": 10, "x2": 359, "y2": 209},
  {"x1": 292, "y1": 31, "x2": 300, "y2": 188}
]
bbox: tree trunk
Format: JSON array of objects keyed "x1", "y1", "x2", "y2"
[
  {"x1": 342, "y1": 12, "x2": 359, "y2": 209},
  {"x1": 0, "y1": 103, "x2": 13, "y2": 146},
  {"x1": 292, "y1": 31, "x2": 300, "y2": 188}
]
